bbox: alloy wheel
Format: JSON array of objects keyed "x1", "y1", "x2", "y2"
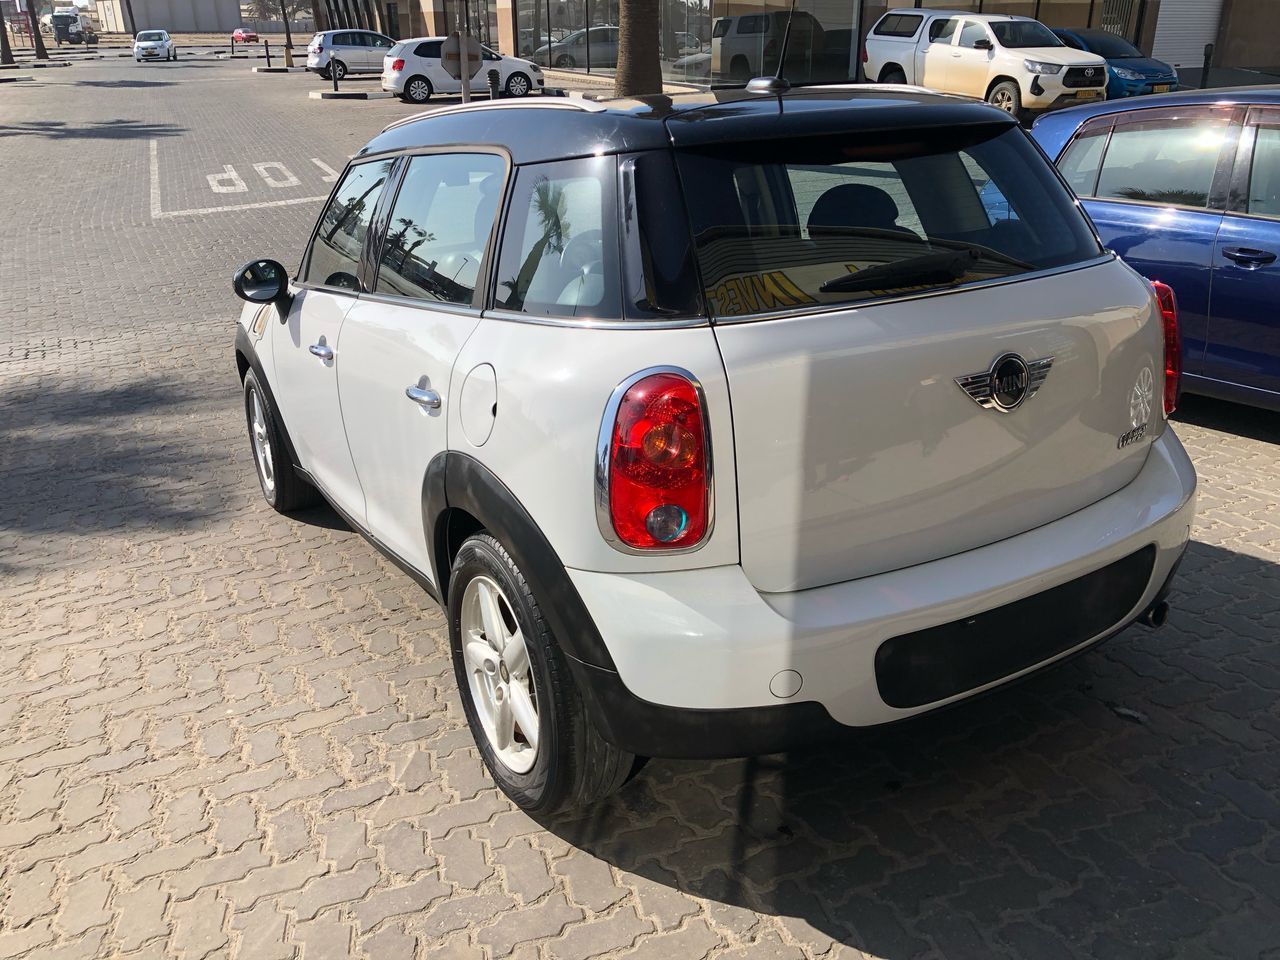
[
  {"x1": 507, "y1": 74, "x2": 529, "y2": 96},
  {"x1": 248, "y1": 388, "x2": 276, "y2": 498},
  {"x1": 460, "y1": 575, "x2": 539, "y2": 774},
  {"x1": 408, "y1": 78, "x2": 429, "y2": 102},
  {"x1": 990, "y1": 88, "x2": 1016, "y2": 113}
]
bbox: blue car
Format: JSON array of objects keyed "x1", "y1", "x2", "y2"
[
  {"x1": 1033, "y1": 88, "x2": 1280, "y2": 411},
  {"x1": 1053, "y1": 28, "x2": 1178, "y2": 99}
]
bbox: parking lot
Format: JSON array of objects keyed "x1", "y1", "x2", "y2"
[{"x1": 2, "y1": 57, "x2": 1279, "y2": 960}]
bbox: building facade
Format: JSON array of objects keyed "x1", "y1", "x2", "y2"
[
  {"x1": 96, "y1": 0, "x2": 241, "y2": 33},
  {"x1": 314, "y1": 0, "x2": 1277, "y2": 87}
]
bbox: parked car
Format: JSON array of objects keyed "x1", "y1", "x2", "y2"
[
  {"x1": 710, "y1": 10, "x2": 823, "y2": 83},
  {"x1": 232, "y1": 26, "x2": 258, "y2": 43},
  {"x1": 672, "y1": 49, "x2": 710, "y2": 80},
  {"x1": 534, "y1": 25, "x2": 618, "y2": 69},
  {"x1": 231, "y1": 88, "x2": 1195, "y2": 813},
  {"x1": 306, "y1": 29, "x2": 395, "y2": 81},
  {"x1": 133, "y1": 29, "x2": 176, "y2": 62},
  {"x1": 662, "y1": 31, "x2": 701, "y2": 59},
  {"x1": 517, "y1": 27, "x2": 568, "y2": 59},
  {"x1": 382, "y1": 37, "x2": 543, "y2": 102},
  {"x1": 1053, "y1": 28, "x2": 1178, "y2": 99},
  {"x1": 1034, "y1": 88, "x2": 1280, "y2": 411},
  {"x1": 863, "y1": 9, "x2": 1107, "y2": 119}
]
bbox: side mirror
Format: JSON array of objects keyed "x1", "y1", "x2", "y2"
[
  {"x1": 233, "y1": 259, "x2": 290, "y2": 306},
  {"x1": 974, "y1": 37, "x2": 993, "y2": 51}
]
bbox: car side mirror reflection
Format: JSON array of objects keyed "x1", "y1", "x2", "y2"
[
  {"x1": 974, "y1": 38, "x2": 993, "y2": 50},
  {"x1": 233, "y1": 259, "x2": 290, "y2": 308}
]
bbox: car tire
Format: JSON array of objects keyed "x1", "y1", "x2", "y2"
[
  {"x1": 881, "y1": 67, "x2": 907, "y2": 84},
  {"x1": 729, "y1": 55, "x2": 751, "y2": 83},
  {"x1": 555, "y1": 54, "x2": 575, "y2": 68},
  {"x1": 987, "y1": 80, "x2": 1023, "y2": 119},
  {"x1": 402, "y1": 75, "x2": 431, "y2": 103},
  {"x1": 448, "y1": 533, "x2": 636, "y2": 814},
  {"x1": 504, "y1": 71, "x2": 531, "y2": 97},
  {"x1": 242, "y1": 369, "x2": 319, "y2": 513},
  {"x1": 319, "y1": 65, "x2": 331, "y2": 80},
  {"x1": 331, "y1": 58, "x2": 347, "y2": 81}
]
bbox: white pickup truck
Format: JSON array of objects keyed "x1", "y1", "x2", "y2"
[{"x1": 864, "y1": 9, "x2": 1107, "y2": 120}]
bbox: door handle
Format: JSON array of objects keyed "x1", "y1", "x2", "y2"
[
  {"x1": 405, "y1": 385, "x2": 442, "y2": 409},
  {"x1": 1222, "y1": 246, "x2": 1277, "y2": 268},
  {"x1": 308, "y1": 343, "x2": 334, "y2": 361}
]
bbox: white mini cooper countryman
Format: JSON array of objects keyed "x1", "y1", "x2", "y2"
[{"x1": 233, "y1": 88, "x2": 1196, "y2": 813}]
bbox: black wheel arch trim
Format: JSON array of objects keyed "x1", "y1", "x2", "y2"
[
  {"x1": 423, "y1": 451, "x2": 618, "y2": 672},
  {"x1": 234, "y1": 325, "x2": 303, "y2": 475}
]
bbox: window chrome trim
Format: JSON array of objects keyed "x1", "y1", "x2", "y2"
[
  {"x1": 594, "y1": 365, "x2": 715, "y2": 556},
  {"x1": 483, "y1": 307, "x2": 708, "y2": 330},
  {"x1": 708, "y1": 254, "x2": 1116, "y2": 326}
]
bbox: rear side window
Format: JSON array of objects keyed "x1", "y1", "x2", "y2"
[
  {"x1": 1248, "y1": 124, "x2": 1280, "y2": 219},
  {"x1": 1057, "y1": 125, "x2": 1109, "y2": 196},
  {"x1": 737, "y1": 16, "x2": 767, "y2": 35},
  {"x1": 375, "y1": 153, "x2": 505, "y2": 305},
  {"x1": 712, "y1": 19, "x2": 729, "y2": 38},
  {"x1": 493, "y1": 156, "x2": 619, "y2": 319},
  {"x1": 674, "y1": 127, "x2": 1102, "y2": 319},
  {"x1": 303, "y1": 159, "x2": 393, "y2": 290},
  {"x1": 415, "y1": 40, "x2": 443, "y2": 57},
  {"x1": 1093, "y1": 115, "x2": 1231, "y2": 208},
  {"x1": 874, "y1": 14, "x2": 923, "y2": 38}
]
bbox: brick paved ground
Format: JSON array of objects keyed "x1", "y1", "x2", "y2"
[{"x1": 2, "y1": 60, "x2": 1279, "y2": 960}]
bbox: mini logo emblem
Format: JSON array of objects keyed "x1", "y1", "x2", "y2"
[
  {"x1": 955, "y1": 353, "x2": 1054, "y2": 413},
  {"x1": 1130, "y1": 366, "x2": 1154, "y2": 428}
]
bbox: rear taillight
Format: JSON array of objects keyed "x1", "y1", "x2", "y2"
[
  {"x1": 391, "y1": 58, "x2": 404, "y2": 71},
  {"x1": 600, "y1": 370, "x2": 711, "y2": 551},
  {"x1": 764, "y1": 39, "x2": 777, "y2": 58},
  {"x1": 861, "y1": 44, "x2": 868, "y2": 63},
  {"x1": 1150, "y1": 280, "x2": 1181, "y2": 417}
]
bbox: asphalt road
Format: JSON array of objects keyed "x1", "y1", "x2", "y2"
[{"x1": 2, "y1": 57, "x2": 1279, "y2": 960}]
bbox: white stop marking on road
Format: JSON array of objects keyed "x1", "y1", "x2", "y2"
[
  {"x1": 253, "y1": 162, "x2": 302, "y2": 189},
  {"x1": 207, "y1": 165, "x2": 248, "y2": 194}
]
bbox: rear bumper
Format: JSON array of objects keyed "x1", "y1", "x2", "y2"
[{"x1": 567, "y1": 430, "x2": 1196, "y2": 757}]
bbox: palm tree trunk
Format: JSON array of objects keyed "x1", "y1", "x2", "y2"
[
  {"x1": 614, "y1": 0, "x2": 661, "y2": 96},
  {"x1": 121, "y1": 0, "x2": 137, "y2": 34},
  {"x1": 26, "y1": 2, "x2": 49, "y2": 59},
  {"x1": 279, "y1": 0, "x2": 294, "y2": 48},
  {"x1": 1, "y1": 15, "x2": 15, "y2": 65}
]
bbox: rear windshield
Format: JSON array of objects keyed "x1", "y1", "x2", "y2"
[
  {"x1": 874, "y1": 14, "x2": 923, "y2": 38},
  {"x1": 675, "y1": 125, "x2": 1102, "y2": 319}
]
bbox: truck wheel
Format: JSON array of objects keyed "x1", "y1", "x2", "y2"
[
  {"x1": 881, "y1": 66, "x2": 907, "y2": 84},
  {"x1": 987, "y1": 80, "x2": 1023, "y2": 118},
  {"x1": 729, "y1": 55, "x2": 751, "y2": 83},
  {"x1": 448, "y1": 533, "x2": 635, "y2": 814}
]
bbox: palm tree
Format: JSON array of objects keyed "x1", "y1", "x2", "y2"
[
  {"x1": 501, "y1": 178, "x2": 569, "y2": 308},
  {"x1": 1, "y1": 15, "x2": 15, "y2": 66},
  {"x1": 26, "y1": 1, "x2": 49, "y2": 60},
  {"x1": 613, "y1": 0, "x2": 660, "y2": 96}
]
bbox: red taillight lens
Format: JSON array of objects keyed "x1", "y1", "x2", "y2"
[
  {"x1": 1150, "y1": 280, "x2": 1181, "y2": 416},
  {"x1": 391, "y1": 58, "x2": 404, "y2": 71},
  {"x1": 861, "y1": 44, "x2": 868, "y2": 63},
  {"x1": 606, "y1": 372, "x2": 710, "y2": 550}
]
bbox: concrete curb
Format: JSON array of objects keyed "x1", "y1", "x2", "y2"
[
  {"x1": 0, "y1": 60, "x2": 71, "y2": 68},
  {"x1": 0, "y1": 75, "x2": 36, "y2": 83},
  {"x1": 253, "y1": 66, "x2": 307, "y2": 73},
  {"x1": 309, "y1": 89, "x2": 395, "y2": 100}
]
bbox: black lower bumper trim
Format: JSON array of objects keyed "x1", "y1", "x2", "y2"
[{"x1": 875, "y1": 545, "x2": 1157, "y2": 709}]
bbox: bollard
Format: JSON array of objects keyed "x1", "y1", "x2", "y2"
[
  {"x1": 487, "y1": 68, "x2": 500, "y2": 98},
  {"x1": 231, "y1": 37, "x2": 235, "y2": 56},
  {"x1": 265, "y1": 39, "x2": 272, "y2": 69},
  {"x1": 1200, "y1": 42, "x2": 1213, "y2": 90},
  {"x1": 331, "y1": 61, "x2": 339, "y2": 92}
]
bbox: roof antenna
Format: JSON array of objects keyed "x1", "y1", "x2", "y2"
[{"x1": 746, "y1": 0, "x2": 796, "y2": 95}]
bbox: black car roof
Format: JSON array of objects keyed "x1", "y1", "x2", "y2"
[{"x1": 359, "y1": 86, "x2": 1018, "y2": 164}]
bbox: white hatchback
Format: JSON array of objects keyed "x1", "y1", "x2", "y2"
[
  {"x1": 133, "y1": 29, "x2": 176, "y2": 62},
  {"x1": 382, "y1": 37, "x2": 543, "y2": 103},
  {"x1": 232, "y1": 91, "x2": 1195, "y2": 814}
]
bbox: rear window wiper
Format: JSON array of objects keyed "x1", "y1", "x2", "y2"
[{"x1": 819, "y1": 248, "x2": 980, "y2": 294}]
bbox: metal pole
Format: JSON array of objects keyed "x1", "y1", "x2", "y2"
[
  {"x1": 1086, "y1": 0, "x2": 1096, "y2": 28},
  {"x1": 265, "y1": 38, "x2": 272, "y2": 67},
  {"x1": 1201, "y1": 41, "x2": 1213, "y2": 89}
]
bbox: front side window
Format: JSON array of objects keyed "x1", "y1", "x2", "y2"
[
  {"x1": 675, "y1": 126, "x2": 1103, "y2": 319},
  {"x1": 958, "y1": 22, "x2": 990, "y2": 48},
  {"x1": 374, "y1": 153, "x2": 506, "y2": 305},
  {"x1": 712, "y1": 19, "x2": 729, "y2": 38},
  {"x1": 990, "y1": 20, "x2": 1063, "y2": 48},
  {"x1": 493, "y1": 156, "x2": 619, "y2": 319},
  {"x1": 1247, "y1": 123, "x2": 1280, "y2": 219},
  {"x1": 929, "y1": 18, "x2": 957, "y2": 43},
  {"x1": 303, "y1": 159, "x2": 393, "y2": 291},
  {"x1": 1094, "y1": 115, "x2": 1231, "y2": 208}
]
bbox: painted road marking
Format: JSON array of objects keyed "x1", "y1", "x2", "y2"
[
  {"x1": 150, "y1": 140, "x2": 330, "y2": 219},
  {"x1": 311, "y1": 158, "x2": 340, "y2": 182},
  {"x1": 253, "y1": 162, "x2": 302, "y2": 189}
]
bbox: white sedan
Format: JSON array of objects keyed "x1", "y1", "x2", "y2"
[
  {"x1": 382, "y1": 37, "x2": 544, "y2": 103},
  {"x1": 133, "y1": 29, "x2": 176, "y2": 62}
]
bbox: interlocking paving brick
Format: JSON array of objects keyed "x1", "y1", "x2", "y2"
[
  {"x1": 110, "y1": 877, "x2": 170, "y2": 952},
  {"x1": 285, "y1": 860, "x2": 382, "y2": 921},
  {"x1": 228, "y1": 901, "x2": 293, "y2": 960},
  {"x1": 475, "y1": 892, "x2": 583, "y2": 957},
  {"x1": 352, "y1": 874, "x2": 451, "y2": 932},
  {"x1": 168, "y1": 886, "x2": 230, "y2": 959},
  {"x1": 549, "y1": 906, "x2": 655, "y2": 960},
  {"x1": 56, "y1": 873, "x2": 114, "y2": 938},
  {"x1": 433, "y1": 829, "x2": 495, "y2": 890}
]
